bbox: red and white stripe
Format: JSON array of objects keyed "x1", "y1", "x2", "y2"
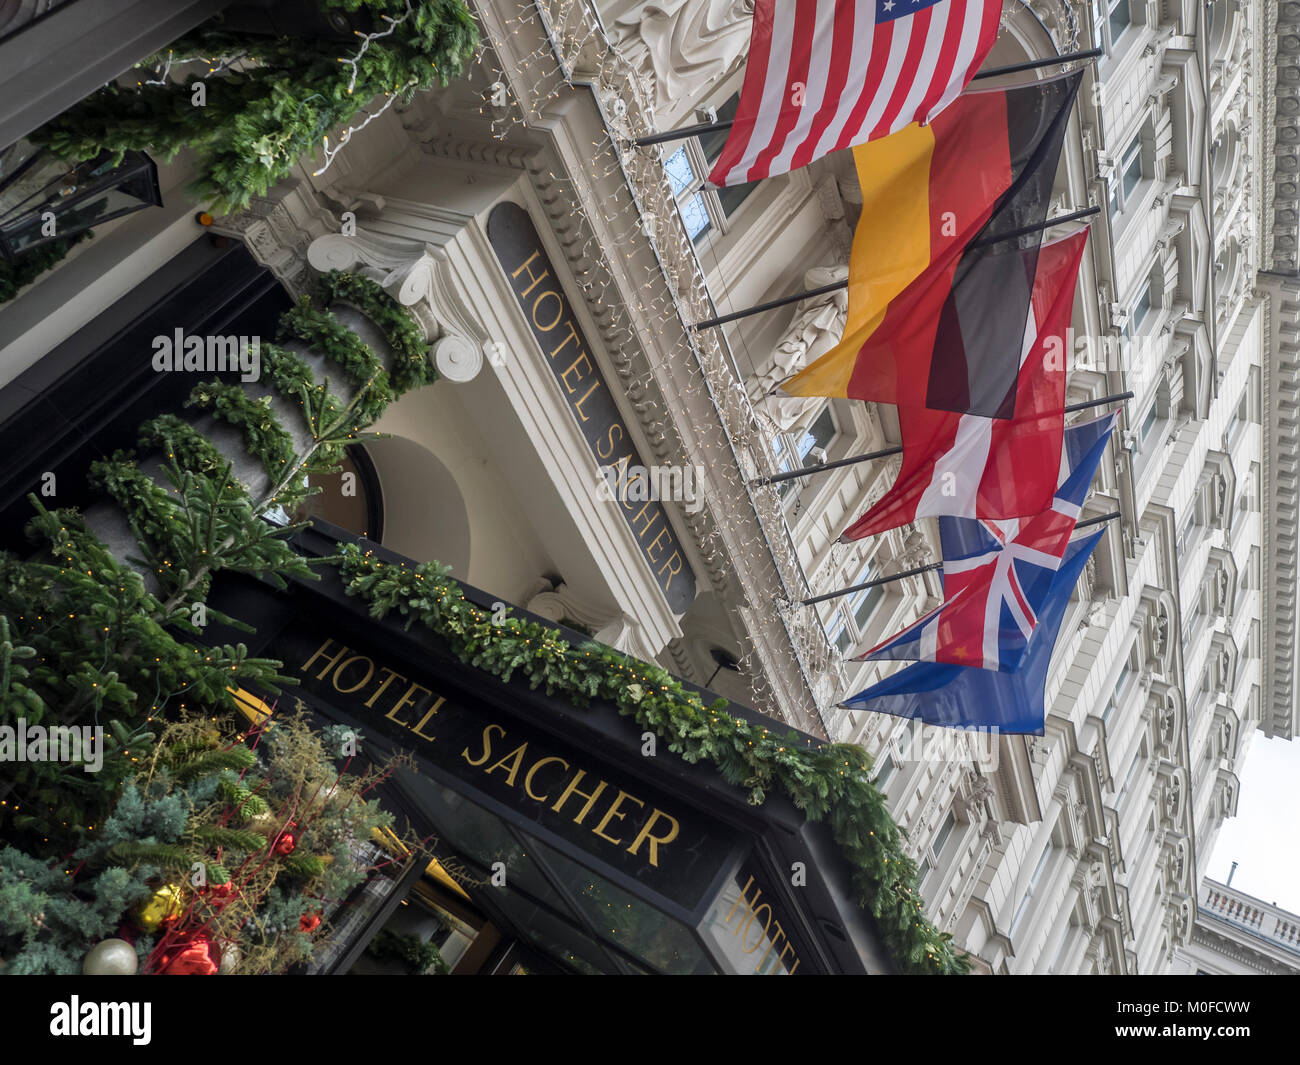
[{"x1": 708, "y1": 0, "x2": 1002, "y2": 187}]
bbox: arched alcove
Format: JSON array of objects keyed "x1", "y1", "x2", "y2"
[{"x1": 365, "y1": 434, "x2": 473, "y2": 577}]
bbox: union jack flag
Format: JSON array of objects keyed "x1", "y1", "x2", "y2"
[{"x1": 858, "y1": 412, "x2": 1118, "y2": 672}]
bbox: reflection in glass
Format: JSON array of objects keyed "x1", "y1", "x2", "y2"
[{"x1": 522, "y1": 832, "x2": 716, "y2": 975}]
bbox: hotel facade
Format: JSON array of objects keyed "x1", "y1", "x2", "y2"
[{"x1": 0, "y1": 0, "x2": 1296, "y2": 973}]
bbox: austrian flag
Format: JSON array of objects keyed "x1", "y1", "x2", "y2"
[{"x1": 708, "y1": 0, "x2": 1003, "y2": 187}]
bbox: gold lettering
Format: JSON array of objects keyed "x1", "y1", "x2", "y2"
[
  {"x1": 725, "y1": 875, "x2": 760, "y2": 927},
  {"x1": 302, "y1": 637, "x2": 348, "y2": 681},
  {"x1": 592, "y1": 789, "x2": 645, "y2": 846},
  {"x1": 741, "y1": 902, "x2": 773, "y2": 953},
  {"x1": 572, "y1": 381, "x2": 602, "y2": 422},
  {"x1": 550, "y1": 769, "x2": 608, "y2": 825},
  {"x1": 510, "y1": 250, "x2": 550, "y2": 298},
  {"x1": 627, "y1": 501, "x2": 660, "y2": 538},
  {"x1": 411, "y1": 696, "x2": 445, "y2": 742},
  {"x1": 462, "y1": 724, "x2": 506, "y2": 767},
  {"x1": 385, "y1": 681, "x2": 432, "y2": 727},
  {"x1": 363, "y1": 666, "x2": 407, "y2": 708},
  {"x1": 523, "y1": 755, "x2": 570, "y2": 802},
  {"x1": 559, "y1": 351, "x2": 594, "y2": 394},
  {"x1": 778, "y1": 939, "x2": 800, "y2": 974},
  {"x1": 657, "y1": 551, "x2": 684, "y2": 590},
  {"x1": 626, "y1": 808, "x2": 680, "y2": 868},
  {"x1": 596, "y1": 424, "x2": 625, "y2": 460},
  {"x1": 644, "y1": 525, "x2": 672, "y2": 561},
  {"x1": 484, "y1": 742, "x2": 529, "y2": 787},
  {"x1": 548, "y1": 319, "x2": 581, "y2": 360},
  {"x1": 755, "y1": 920, "x2": 788, "y2": 973},
  {"x1": 531, "y1": 290, "x2": 564, "y2": 332},
  {"x1": 332, "y1": 654, "x2": 375, "y2": 694}
]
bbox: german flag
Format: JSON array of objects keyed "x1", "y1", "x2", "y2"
[{"x1": 781, "y1": 70, "x2": 1081, "y2": 418}]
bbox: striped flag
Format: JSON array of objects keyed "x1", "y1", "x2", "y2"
[
  {"x1": 777, "y1": 70, "x2": 1081, "y2": 418},
  {"x1": 841, "y1": 228, "x2": 1089, "y2": 541},
  {"x1": 708, "y1": 0, "x2": 1002, "y2": 188},
  {"x1": 857, "y1": 412, "x2": 1119, "y2": 672}
]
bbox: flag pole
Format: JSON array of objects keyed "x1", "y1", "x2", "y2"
[
  {"x1": 970, "y1": 205, "x2": 1099, "y2": 247},
  {"x1": 633, "y1": 50, "x2": 1104, "y2": 149},
  {"x1": 690, "y1": 209, "x2": 1096, "y2": 331},
  {"x1": 797, "y1": 510, "x2": 1121, "y2": 607},
  {"x1": 800, "y1": 562, "x2": 941, "y2": 607},
  {"x1": 751, "y1": 393, "x2": 1133, "y2": 487},
  {"x1": 968, "y1": 46, "x2": 1104, "y2": 80}
]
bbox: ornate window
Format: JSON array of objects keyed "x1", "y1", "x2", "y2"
[{"x1": 663, "y1": 93, "x2": 758, "y2": 244}]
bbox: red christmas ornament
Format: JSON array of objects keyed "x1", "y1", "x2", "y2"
[
  {"x1": 160, "y1": 936, "x2": 218, "y2": 976},
  {"x1": 299, "y1": 913, "x2": 321, "y2": 933},
  {"x1": 273, "y1": 833, "x2": 296, "y2": 856}
]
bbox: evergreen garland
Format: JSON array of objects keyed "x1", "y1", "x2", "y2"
[
  {"x1": 185, "y1": 381, "x2": 298, "y2": 482},
  {"x1": 277, "y1": 300, "x2": 396, "y2": 417},
  {"x1": 30, "y1": 0, "x2": 479, "y2": 213},
  {"x1": 336, "y1": 548, "x2": 969, "y2": 975},
  {"x1": 312, "y1": 271, "x2": 435, "y2": 392}
]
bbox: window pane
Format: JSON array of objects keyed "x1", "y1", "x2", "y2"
[
  {"x1": 799, "y1": 406, "x2": 837, "y2": 462},
  {"x1": 1122, "y1": 144, "x2": 1142, "y2": 200},
  {"x1": 873, "y1": 757, "x2": 896, "y2": 791},
  {"x1": 854, "y1": 583, "x2": 885, "y2": 629},
  {"x1": 1132, "y1": 282, "x2": 1152, "y2": 329},
  {"x1": 933, "y1": 812, "x2": 958, "y2": 858},
  {"x1": 1139, "y1": 402, "x2": 1158, "y2": 445},
  {"x1": 681, "y1": 193, "x2": 712, "y2": 242},
  {"x1": 835, "y1": 627, "x2": 853, "y2": 654},
  {"x1": 664, "y1": 147, "x2": 695, "y2": 197},
  {"x1": 1108, "y1": 0, "x2": 1131, "y2": 44}
]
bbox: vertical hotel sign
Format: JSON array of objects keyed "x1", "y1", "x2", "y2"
[{"x1": 488, "y1": 201, "x2": 696, "y2": 614}]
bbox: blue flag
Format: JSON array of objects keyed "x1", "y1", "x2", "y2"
[{"x1": 840, "y1": 528, "x2": 1105, "y2": 734}]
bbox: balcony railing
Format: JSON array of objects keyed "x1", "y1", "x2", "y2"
[{"x1": 1202, "y1": 886, "x2": 1300, "y2": 954}]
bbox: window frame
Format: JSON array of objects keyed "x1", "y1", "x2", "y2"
[{"x1": 663, "y1": 92, "x2": 759, "y2": 246}]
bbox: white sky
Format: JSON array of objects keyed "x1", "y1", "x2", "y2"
[{"x1": 1205, "y1": 732, "x2": 1300, "y2": 914}]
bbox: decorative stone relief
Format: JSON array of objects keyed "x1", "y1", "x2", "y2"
[
  {"x1": 749, "y1": 265, "x2": 849, "y2": 432},
  {"x1": 612, "y1": 0, "x2": 754, "y2": 117},
  {"x1": 523, "y1": 577, "x2": 648, "y2": 659},
  {"x1": 307, "y1": 231, "x2": 488, "y2": 358}
]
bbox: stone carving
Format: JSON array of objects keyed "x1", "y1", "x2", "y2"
[
  {"x1": 1159, "y1": 698, "x2": 1177, "y2": 748},
  {"x1": 613, "y1": 0, "x2": 755, "y2": 116},
  {"x1": 1149, "y1": 606, "x2": 1170, "y2": 659},
  {"x1": 750, "y1": 265, "x2": 850, "y2": 431},
  {"x1": 523, "y1": 578, "x2": 647, "y2": 659}
]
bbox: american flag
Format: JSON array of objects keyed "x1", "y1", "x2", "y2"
[
  {"x1": 858, "y1": 413, "x2": 1119, "y2": 671},
  {"x1": 708, "y1": 0, "x2": 1003, "y2": 187}
]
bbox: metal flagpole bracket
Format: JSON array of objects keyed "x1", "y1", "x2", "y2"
[
  {"x1": 968, "y1": 47, "x2": 1104, "y2": 80},
  {"x1": 799, "y1": 562, "x2": 942, "y2": 607},
  {"x1": 693, "y1": 210, "x2": 1098, "y2": 331},
  {"x1": 750, "y1": 393, "x2": 1134, "y2": 490}
]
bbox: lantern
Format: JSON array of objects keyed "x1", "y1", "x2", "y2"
[{"x1": 0, "y1": 138, "x2": 161, "y2": 259}]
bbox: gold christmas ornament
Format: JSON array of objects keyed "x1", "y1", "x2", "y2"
[{"x1": 132, "y1": 883, "x2": 183, "y2": 932}]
